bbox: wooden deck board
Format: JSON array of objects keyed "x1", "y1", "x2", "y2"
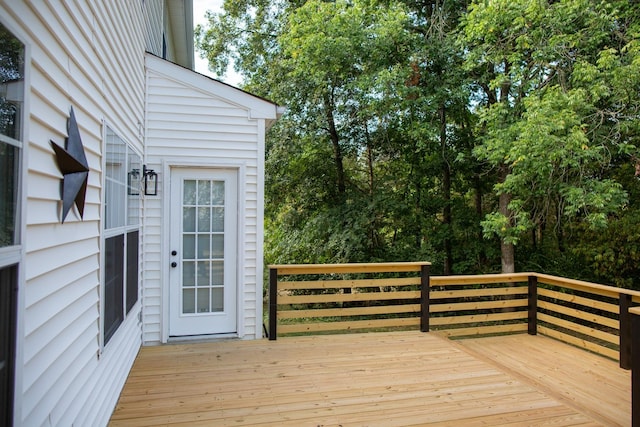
[
  {"x1": 110, "y1": 331, "x2": 628, "y2": 426},
  {"x1": 458, "y1": 334, "x2": 630, "y2": 426}
]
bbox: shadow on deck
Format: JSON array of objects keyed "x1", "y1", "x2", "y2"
[{"x1": 109, "y1": 331, "x2": 629, "y2": 426}]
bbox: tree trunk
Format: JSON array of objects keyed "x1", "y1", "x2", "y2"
[
  {"x1": 474, "y1": 172, "x2": 486, "y2": 266},
  {"x1": 499, "y1": 166, "x2": 515, "y2": 273},
  {"x1": 440, "y1": 104, "x2": 452, "y2": 275},
  {"x1": 323, "y1": 92, "x2": 346, "y2": 196},
  {"x1": 498, "y1": 61, "x2": 515, "y2": 274}
]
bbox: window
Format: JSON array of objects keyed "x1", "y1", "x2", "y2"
[
  {"x1": 0, "y1": 22, "x2": 23, "y2": 426},
  {"x1": 0, "y1": 22, "x2": 23, "y2": 249},
  {"x1": 0, "y1": 266, "x2": 17, "y2": 427},
  {"x1": 103, "y1": 127, "x2": 140, "y2": 345}
]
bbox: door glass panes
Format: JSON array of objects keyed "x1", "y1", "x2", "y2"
[{"x1": 182, "y1": 179, "x2": 225, "y2": 314}]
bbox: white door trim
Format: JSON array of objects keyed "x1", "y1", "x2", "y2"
[{"x1": 160, "y1": 161, "x2": 246, "y2": 342}]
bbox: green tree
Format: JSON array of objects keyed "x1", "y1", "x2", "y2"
[{"x1": 460, "y1": 0, "x2": 635, "y2": 272}]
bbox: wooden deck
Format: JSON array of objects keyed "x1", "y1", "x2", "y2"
[{"x1": 110, "y1": 331, "x2": 630, "y2": 426}]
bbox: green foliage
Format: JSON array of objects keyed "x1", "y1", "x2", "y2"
[
  {"x1": 197, "y1": 0, "x2": 640, "y2": 286},
  {"x1": 463, "y1": 0, "x2": 635, "y2": 248}
]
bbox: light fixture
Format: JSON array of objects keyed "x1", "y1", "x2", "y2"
[
  {"x1": 143, "y1": 165, "x2": 158, "y2": 196},
  {"x1": 127, "y1": 168, "x2": 140, "y2": 196}
]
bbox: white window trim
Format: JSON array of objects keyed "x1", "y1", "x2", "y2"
[
  {"x1": 0, "y1": 17, "x2": 29, "y2": 427},
  {"x1": 100, "y1": 123, "x2": 143, "y2": 352}
]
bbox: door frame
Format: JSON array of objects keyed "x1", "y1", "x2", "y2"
[{"x1": 161, "y1": 161, "x2": 246, "y2": 342}]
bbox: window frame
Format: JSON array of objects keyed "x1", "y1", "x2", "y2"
[
  {"x1": 0, "y1": 20, "x2": 25, "y2": 267},
  {"x1": 0, "y1": 20, "x2": 26, "y2": 427},
  {"x1": 101, "y1": 124, "x2": 142, "y2": 348}
]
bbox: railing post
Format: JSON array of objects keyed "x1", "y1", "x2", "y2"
[
  {"x1": 528, "y1": 275, "x2": 537, "y2": 335},
  {"x1": 620, "y1": 293, "x2": 632, "y2": 369},
  {"x1": 631, "y1": 307, "x2": 640, "y2": 427},
  {"x1": 420, "y1": 264, "x2": 430, "y2": 332},
  {"x1": 269, "y1": 267, "x2": 278, "y2": 340}
]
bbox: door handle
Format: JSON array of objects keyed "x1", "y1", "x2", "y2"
[
  {"x1": 171, "y1": 250, "x2": 177, "y2": 256},
  {"x1": 171, "y1": 262, "x2": 177, "y2": 268}
]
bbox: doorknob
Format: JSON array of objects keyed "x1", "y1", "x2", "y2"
[
  {"x1": 171, "y1": 250, "x2": 177, "y2": 256},
  {"x1": 171, "y1": 262, "x2": 177, "y2": 268}
]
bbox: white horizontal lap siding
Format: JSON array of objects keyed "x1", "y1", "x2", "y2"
[
  {"x1": 144, "y1": 59, "x2": 270, "y2": 342},
  {"x1": 0, "y1": 1, "x2": 145, "y2": 426},
  {"x1": 143, "y1": 0, "x2": 164, "y2": 57}
]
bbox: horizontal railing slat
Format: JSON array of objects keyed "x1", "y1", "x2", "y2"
[
  {"x1": 278, "y1": 304, "x2": 421, "y2": 319},
  {"x1": 538, "y1": 312, "x2": 619, "y2": 346},
  {"x1": 430, "y1": 286, "x2": 528, "y2": 300},
  {"x1": 278, "y1": 290, "x2": 421, "y2": 305},
  {"x1": 278, "y1": 317, "x2": 421, "y2": 334},
  {"x1": 538, "y1": 300, "x2": 619, "y2": 330},
  {"x1": 270, "y1": 262, "x2": 430, "y2": 275},
  {"x1": 430, "y1": 311, "x2": 527, "y2": 326},
  {"x1": 430, "y1": 273, "x2": 530, "y2": 286},
  {"x1": 435, "y1": 323, "x2": 528, "y2": 338},
  {"x1": 538, "y1": 287, "x2": 619, "y2": 314},
  {"x1": 538, "y1": 325, "x2": 619, "y2": 360},
  {"x1": 430, "y1": 298, "x2": 527, "y2": 313},
  {"x1": 278, "y1": 276, "x2": 421, "y2": 290}
]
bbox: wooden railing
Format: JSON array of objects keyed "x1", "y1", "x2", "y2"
[
  {"x1": 268, "y1": 262, "x2": 431, "y2": 338},
  {"x1": 268, "y1": 264, "x2": 640, "y2": 367},
  {"x1": 269, "y1": 263, "x2": 640, "y2": 425}
]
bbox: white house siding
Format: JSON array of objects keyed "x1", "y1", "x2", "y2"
[
  {"x1": 143, "y1": 54, "x2": 276, "y2": 344},
  {"x1": 1, "y1": 1, "x2": 146, "y2": 426},
  {"x1": 143, "y1": 0, "x2": 164, "y2": 57}
]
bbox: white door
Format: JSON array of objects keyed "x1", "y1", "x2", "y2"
[{"x1": 169, "y1": 168, "x2": 237, "y2": 336}]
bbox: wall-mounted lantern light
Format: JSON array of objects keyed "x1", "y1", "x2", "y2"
[
  {"x1": 143, "y1": 165, "x2": 158, "y2": 196},
  {"x1": 127, "y1": 168, "x2": 140, "y2": 196}
]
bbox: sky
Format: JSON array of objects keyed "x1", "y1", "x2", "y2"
[{"x1": 192, "y1": 0, "x2": 243, "y2": 86}]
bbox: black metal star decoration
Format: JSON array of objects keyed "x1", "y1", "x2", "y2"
[{"x1": 50, "y1": 106, "x2": 89, "y2": 223}]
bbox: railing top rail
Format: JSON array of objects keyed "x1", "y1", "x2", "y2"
[
  {"x1": 431, "y1": 273, "x2": 531, "y2": 286},
  {"x1": 269, "y1": 262, "x2": 431, "y2": 275},
  {"x1": 269, "y1": 263, "x2": 640, "y2": 299},
  {"x1": 432, "y1": 272, "x2": 640, "y2": 299},
  {"x1": 534, "y1": 273, "x2": 640, "y2": 299}
]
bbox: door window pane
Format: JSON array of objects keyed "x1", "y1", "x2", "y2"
[
  {"x1": 212, "y1": 287, "x2": 224, "y2": 312},
  {"x1": 183, "y1": 289, "x2": 195, "y2": 314},
  {"x1": 211, "y1": 261, "x2": 223, "y2": 285},
  {"x1": 197, "y1": 261, "x2": 210, "y2": 286},
  {"x1": 197, "y1": 180, "x2": 210, "y2": 205},
  {"x1": 197, "y1": 288, "x2": 210, "y2": 313},
  {"x1": 212, "y1": 182, "x2": 224, "y2": 204},
  {"x1": 180, "y1": 179, "x2": 227, "y2": 316},
  {"x1": 182, "y1": 261, "x2": 195, "y2": 287},
  {"x1": 183, "y1": 207, "x2": 195, "y2": 232},
  {"x1": 197, "y1": 235, "x2": 210, "y2": 258},
  {"x1": 183, "y1": 235, "x2": 195, "y2": 259},
  {"x1": 212, "y1": 207, "x2": 224, "y2": 232},
  {"x1": 211, "y1": 235, "x2": 224, "y2": 259},
  {"x1": 197, "y1": 207, "x2": 210, "y2": 232},
  {"x1": 183, "y1": 180, "x2": 196, "y2": 204}
]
